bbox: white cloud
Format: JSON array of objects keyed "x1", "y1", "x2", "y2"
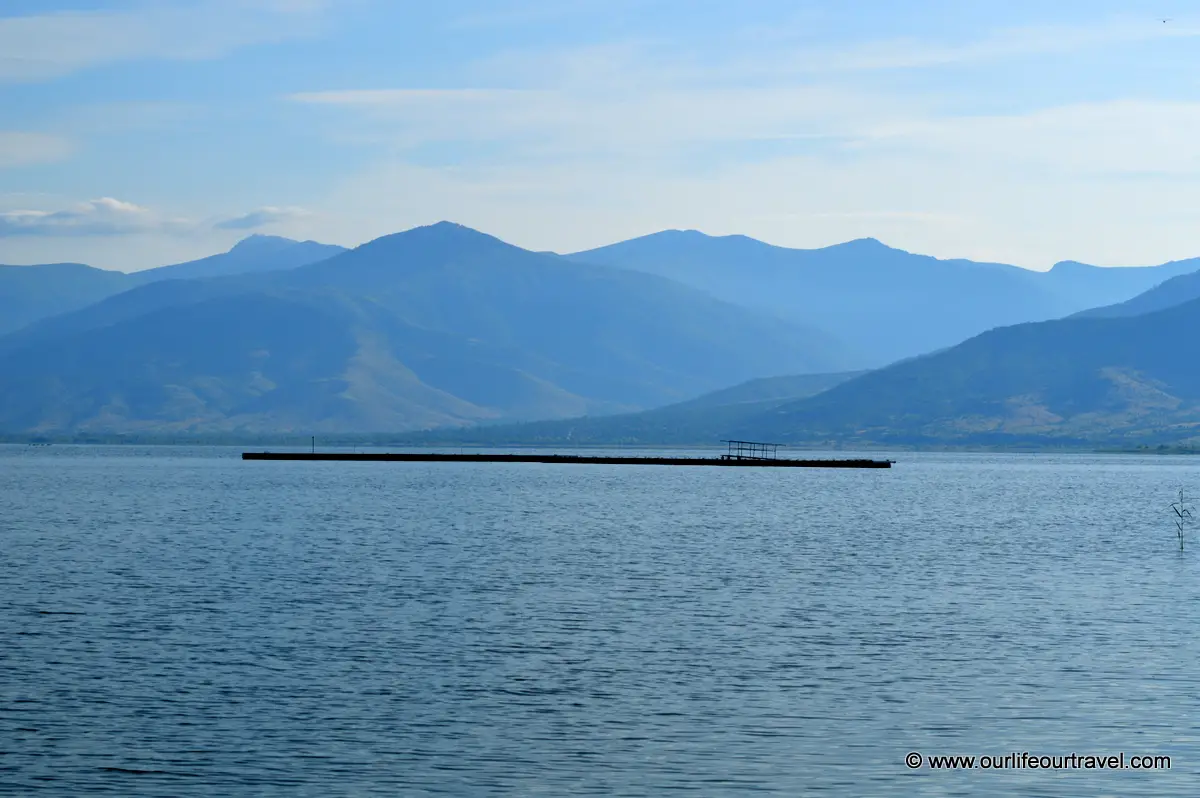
[
  {"x1": 804, "y1": 210, "x2": 965, "y2": 224},
  {"x1": 451, "y1": 15, "x2": 1200, "y2": 91},
  {"x1": 0, "y1": 198, "x2": 332, "y2": 268},
  {"x1": 294, "y1": 19, "x2": 1200, "y2": 166},
  {"x1": 10, "y1": 7, "x2": 1195, "y2": 269},
  {"x1": 0, "y1": 197, "x2": 186, "y2": 237},
  {"x1": 0, "y1": 197, "x2": 321, "y2": 241},
  {"x1": 295, "y1": 88, "x2": 1200, "y2": 269},
  {"x1": 0, "y1": 0, "x2": 330, "y2": 82},
  {"x1": 860, "y1": 100, "x2": 1200, "y2": 178},
  {"x1": 0, "y1": 131, "x2": 73, "y2": 167},
  {"x1": 308, "y1": 131, "x2": 1200, "y2": 271},
  {"x1": 292, "y1": 88, "x2": 536, "y2": 105},
  {"x1": 215, "y1": 206, "x2": 312, "y2": 230},
  {"x1": 289, "y1": 83, "x2": 915, "y2": 159},
  {"x1": 59, "y1": 101, "x2": 204, "y2": 135},
  {"x1": 284, "y1": 10, "x2": 1200, "y2": 269},
  {"x1": 764, "y1": 16, "x2": 1200, "y2": 75},
  {"x1": 447, "y1": 0, "x2": 616, "y2": 30}
]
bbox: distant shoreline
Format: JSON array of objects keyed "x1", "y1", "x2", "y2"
[{"x1": 3, "y1": 435, "x2": 1199, "y2": 455}]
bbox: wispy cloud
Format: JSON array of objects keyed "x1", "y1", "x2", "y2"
[
  {"x1": 291, "y1": 89, "x2": 537, "y2": 105},
  {"x1": 280, "y1": 7, "x2": 1200, "y2": 268},
  {"x1": 864, "y1": 100, "x2": 1200, "y2": 178},
  {"x1": 294, "y1": 17, "x2": 1200, "y2": 162},
  {"x1": 215, "y1": 206, "x2": 312, "y2": 230},
  {"x1": 446, "y1": 0, "x2": 617, "y2": 30},
  {"x1": 9, "y1": 4, "x2": 1200, "y2": 269},
  {"x1": 451, "y1": 14, "x2": 1200, "y2": 90},
  {"x1": 0, "y1": 197, "x2": 317, "y2": 239},
  {"x1": 0, "y1": 0, "x2": 331, "y2": 83},
  {"x1": 288, "y1": 83, "x2": 911, "y2": 158},
  {"x1": 0, "y1": 131, "x2": 73, "y2": 167},
  {"x1": 805, "y1": 210, "x2": 965, "y2": 223},
  {"x1": 764, "y1": 16, "x2": 1200, "y2": 75},
  {"x1": 60, "y1": 101, "x2": 205, "y2": 135},
  {"x1": 0, "y1": 197, "x2": 185, "y2": 237}
]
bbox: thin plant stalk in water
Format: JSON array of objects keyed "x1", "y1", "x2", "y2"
[{"x1": 1169, "y1": 488, "x2": 1194, "y2": 551}]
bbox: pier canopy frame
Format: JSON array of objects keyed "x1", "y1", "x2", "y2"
[{"x1": 720, "y1": 439, "x2": 783, "y2": 461}]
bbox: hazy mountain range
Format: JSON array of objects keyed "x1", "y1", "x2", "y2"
[
  {"x1": 0, "y1": 235, "x2": 345, "y2": 337},
  {"x1": 399, "y1": 372, "x2": 865, "y2": 446},
  {"x1": 570, "y1": 231, "x2": 1200, "y2": 366},
  {"x1": 3, "y1": 221, "x2": 1200, "y2": 444},
  {"x1": 742, "y1": 296, "x2": 1200, "y2": 448},
  {"x1": 0, "y1": 224, "x2": 844, "y2": 433},
  {"x1": 401, "y1": 288, "x2": 1200, "y2": 449},
  {"x1": 1074, "y1": 267, "x2": 1200, "y2": 321}
]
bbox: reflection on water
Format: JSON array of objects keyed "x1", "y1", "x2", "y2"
[{"x1": 3, "y1": 446, "x2": 1199, "y2": 795}]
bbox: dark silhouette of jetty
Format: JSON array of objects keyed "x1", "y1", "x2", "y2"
[{"x1": 242, "y1": 440, "x2": 892, "y2": 468}]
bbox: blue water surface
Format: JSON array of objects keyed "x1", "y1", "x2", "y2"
[{"x1": 3, "y1": 445, "x2": 1199, "y2": 796}]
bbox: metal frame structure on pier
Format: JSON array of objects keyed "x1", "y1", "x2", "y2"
[{"x1": 720, "y1": 439, "x2": 783, "y2": 461}]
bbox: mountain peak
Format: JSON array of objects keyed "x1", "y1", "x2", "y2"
[
  {"x1": 606, "y1": 230, "x2": 903, "y2": 256},
  {"x1": 416, "y1": 220, "x2": 504, "y2": 241},
  {"x1": 661, "y1": 228, "x2": 714, "y2": 239},
  {"x1": 586, "y1": 228, "x2": 762, "y2": 252},
  {"x1": 230, "y1": 234, "x2": 299, "y2": 253},
  {"x1": 831, "y1": 237, "x2": 896, "y2": 253},
  {"x1": 1049, "y1": 260, "x2": 1096, "y2": 273},
  {"x1": 353, "y1": 221, "x2": 519, "y2": 256}
]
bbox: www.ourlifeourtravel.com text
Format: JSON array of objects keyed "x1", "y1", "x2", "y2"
[{"x1": 907, "y1": 751, "x2": 1170, "y2": 770}]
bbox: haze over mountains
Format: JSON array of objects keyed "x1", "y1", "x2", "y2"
[
  {"x1": 1073, "y1": 267, "x2": 1200, "y2": 321},
  {"x1": 411, "y1": 285, "x2": 1200, "y2": 449},
  {"x1": 0, "y1": 263, "x2": 128, "y2": 339},
  {"x1": 0, "y1": 235, "x2": 346, "y2": 337},
  {"x1": 3, "y1": 221, "x2": 1200, "y2": 444},
  {"x1": 131, "y1": 235, "x2": 346, "y2": 283},
  {"x1": 744, "y1": 296, "x2": 1200, "y2": 447},
  {"x1": 0, "y1": 223, "x2": 844, "y2": 434},
  {"x1": 400, "y1": 372, "x2": 865, "y2": 447},
  {"x1": 571, "y1": 231, "x2": 1200, "y2": 366}
]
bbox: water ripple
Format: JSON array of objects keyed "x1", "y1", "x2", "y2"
[{"x1": 2, "y1": 446, "x2": 1199, "y2": 795}]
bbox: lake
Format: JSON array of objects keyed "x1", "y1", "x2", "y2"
[{"x1": 3, "y1": 445, "x2": 1199, "y2": 795}]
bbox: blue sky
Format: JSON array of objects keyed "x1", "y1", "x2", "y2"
[{"x1": 1, "y1": 0, "x2": 1198, "y2": 270}]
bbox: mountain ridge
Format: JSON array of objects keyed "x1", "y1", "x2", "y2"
[
  {"x1": 569, "y1": 230, "x2": 1200, "y2": 366},
  {"x1": 0, "y1": 235, "x2": 346, "y2": 337},
  {"x1": 732, "y1": 296, "x2": 1200, "y2": 447},
  {"x1": 7, "y1": 222, "x2": 1200, "y2": 438},
  {"x1": 0, "y1": 223, "x2": 853, "y2": 433},
  {"x1": 392, "y1": 371, "x2": 866, "y2": 446}
]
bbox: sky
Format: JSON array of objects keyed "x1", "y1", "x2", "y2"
[{"x1": 1, "y1": 0, "x2": 1199, "y2": 271}]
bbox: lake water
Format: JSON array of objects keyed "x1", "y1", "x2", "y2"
[{"x1": 4, "y1": 445, "x2": 1200, "y2": 796}]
